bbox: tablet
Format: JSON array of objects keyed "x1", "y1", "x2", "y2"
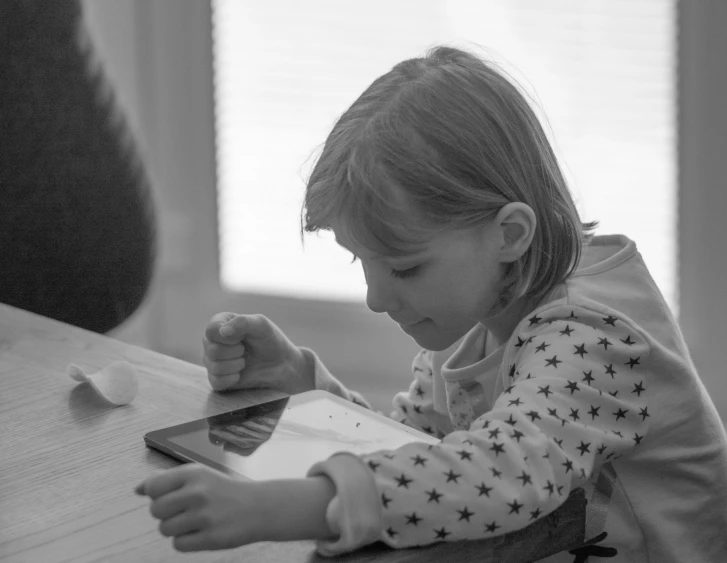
[{"x1": 144, "y1": 390, "x2": 440, "y2": 480}]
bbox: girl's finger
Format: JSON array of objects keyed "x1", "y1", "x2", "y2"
[
  {"x1": 207, "y1": 371, "x2": 241, "y2": 391},
  {"x1": 172, "y1": 530, "x2": 209, "y2": 553},
  {"x1": 204, "y1": 356, "x2": 246, "y2": 378},
  {"x1": 159, "y1": 512, "x2": 203, "y2": 539},
  {"x1": 203, "y1": 340, "x2": 246, "y2": 362},
  {"x1": 137, "y1": 467, "x2": 190, "y2": 499},
  {"x1": 150, "y1": 489, "x2": 194, "y2": 520}
]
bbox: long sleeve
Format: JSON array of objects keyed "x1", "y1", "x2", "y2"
[
  {"x1": 311, "y1": 304, "x2": 652, "y2": 553},
  {"x1": 389, "y1": 350, "x2": 454, "y2": 439}
]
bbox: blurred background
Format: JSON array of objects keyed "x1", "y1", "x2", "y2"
[{"x1": 78, "y1": 0, "x2": 726, "y2": 416}]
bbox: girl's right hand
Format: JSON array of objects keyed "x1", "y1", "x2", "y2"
[{"x1": 202, "y1": 313, "x2": 315, "y2": 395}]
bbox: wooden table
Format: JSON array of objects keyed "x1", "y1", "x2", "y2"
[{"x1": 0, "y1": 304, "x2": 588, "y2": 563}]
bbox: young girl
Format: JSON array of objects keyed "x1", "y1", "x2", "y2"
[{"x1": 136, "y1": 46, "x2": 727, "y2": 562}]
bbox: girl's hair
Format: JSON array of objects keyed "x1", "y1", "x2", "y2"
[{"x1": 302, "y1": 45, "x2": 597, "y2": 309}]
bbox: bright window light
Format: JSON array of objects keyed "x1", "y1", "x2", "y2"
[{"x1": 212, "y1": 0, "x2": 677, "y2": 310}]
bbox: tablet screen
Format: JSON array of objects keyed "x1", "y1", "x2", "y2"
[{"x1": 151, "y1": 392, "x2": 439, "y2": 480}]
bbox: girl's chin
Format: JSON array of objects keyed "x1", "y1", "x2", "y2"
[{"x1": 399, "y1": 320, "x2": 464, "y2": 352}]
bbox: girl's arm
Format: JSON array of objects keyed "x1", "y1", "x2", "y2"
[{"x1": 136, "y1": 464, "x2": 338, "y2": 550}]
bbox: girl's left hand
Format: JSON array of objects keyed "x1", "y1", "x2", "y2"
[{"x1": 135, "y1": 463, "x2": 262, "y2": 552}]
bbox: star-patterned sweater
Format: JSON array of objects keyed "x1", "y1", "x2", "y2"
[{"x1": 305, "y1": 234, "x2": 727, "y2": 562}]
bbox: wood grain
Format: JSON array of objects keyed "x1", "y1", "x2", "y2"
[{"x1": 0, "y1": 303, "x2": 583, "y2": 562}]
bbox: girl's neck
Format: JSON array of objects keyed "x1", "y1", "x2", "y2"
[{"x1": 480, "y1": 293, "x2": 540, "y2": 350}]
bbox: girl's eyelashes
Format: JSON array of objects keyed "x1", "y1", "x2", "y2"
[{"x1": 390, "y1": 265, "x2": 420, "y2": 279}]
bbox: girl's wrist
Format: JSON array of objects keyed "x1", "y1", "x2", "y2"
[{"x1": 254, "y1": 475, "x2": 338, "y2": 542}]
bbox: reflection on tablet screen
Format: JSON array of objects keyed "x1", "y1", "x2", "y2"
[{"x1": 168, "y1": 396, "x2": 436, "y2": 480}]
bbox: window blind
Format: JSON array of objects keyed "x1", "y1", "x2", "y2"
[{"x1": 211, "y1": 0, "x2": 677, "y2": 309}]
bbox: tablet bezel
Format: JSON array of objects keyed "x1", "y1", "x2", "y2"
[{"x1": 143, "y1": 390, "x2": 439, "y2": 479}]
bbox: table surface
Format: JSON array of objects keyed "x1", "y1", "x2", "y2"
[{"x1": 0, "y1": 303, "x2": 588, "y2": 563}]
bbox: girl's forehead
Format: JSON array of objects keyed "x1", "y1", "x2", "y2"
[{"x1": 330, "y1": 218, "x2": 429, "y2": 259}]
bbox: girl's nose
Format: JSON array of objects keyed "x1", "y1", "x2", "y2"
[{"x1": 365, "y1": 273, "x2": 400, "y2": 315}]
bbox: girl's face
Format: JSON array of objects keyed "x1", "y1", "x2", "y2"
[{"x1": 332, "y1": 221, "x2": 508, "y2": 351}]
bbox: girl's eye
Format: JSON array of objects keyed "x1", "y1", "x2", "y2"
[{"x1": 390, "y1": 266, "x2": 420, "y2": 279}]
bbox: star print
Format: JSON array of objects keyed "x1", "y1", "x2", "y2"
[
  {"x1": 505, "y1": 414, "x2": 518, "y2": 426},
  {"x1": 528, "y1": 315, "x2": 542, "y2": 326},
  {"x1": 516, "y1": 471, "x2": 532, "y2": 486},
  {"x1": 614, "y1": 408, "x2": 628, "y2": 421},
  {"x1": 598, "y1": 337, "x2": 612, "y2": 350},
  {"x1": 482, "y1": 420, "x2": 491, "y2": 429},
  {"x1": 569, "y1": 408, "x2": 580, "y2": 421},
  {"x1": 434, "y1": 527, "x2": 451, "y2": 540},
  {"x1": 632, "y1": 381, "x2": 646, "y2": 397},
  {"x1": 457, "y1": 449, "x2": 473, "y2": 461},
  {"x1": 395, "y1": 474, "x2": 413, "y2": 488},
  {"x1": 537, "y1": 385, "x2": 552, "y2": 398},
  {"x1": 544, "y1": 481, "x2": 555, "y2": 496},
  {"x1": 382, "y1": 493, "x2": 392, "y2": 508},
  {"x1": 423, "y1": 426, "x2": 434, "y2": 434},
  {"x1": 577, "y1": 441, "x2": 591, "y2": 456},
  {"x1": 386, "y1": 527, "x2": 398, "y2": 538},
  {"x1": 509, "y1": 397, "x2": 523, "y2": 407},
  {"x1": 507, "y1": 499, "x2": 524, "y2": 514},
  {"x1": 554, "y1": 438, "x2": 564, "y2": 449},
  {"x1": 509, "y1": 364, "x2": 516, "y2": 378},
  {"x1": 526, "y1": 410, "x2": 541, "y2": 422},
  {"x1": 535, "y1": 342, "x2": 550, "y2": 353},
  {"x1": 557, "y1": 485, "x2": 565, "y2": 496},
  {"x1": 503, "y1": 384, "x2": 515, "y2": 395},
  {"x1": 383, "y1": 453, "x2": 395, "y2": 459},
  {"x1": 588, "y1": 405, "x2": 600, "y2": 420},
  {"x1": 413, "y1": 404, "x2": 422, "y2": 414},
  {"x1": 634, "y1": 433, "x2": 644, "y2": 446},
  {"x1": 582, "y1": 370, "x2": 595, "y2": 385},
  {"x1": 608, "y1": 390, "x2": 619, "y2": 398},
  {"x1": 613, "y1": 429, "x2": 624, "y2": 438},
  {"x1": 565, "y1": 380, "x2": 580, "y2": 395},
  {"x1": 639, "y1": 407, "x2": 650, "y2": 420},
  {"x1": 574, "y1": 343, "x2": 588, "y2": 358},
  {"x1": 604, "y1": 364, "x2": 617, "y2": 378},
  {"x1": 545, "y1": 355, "x2": 562, "y2": 368},
  {"x1": 511, "y1": 429, "x2": 525, "y2": 442},
  {"x1": 626, "y1": 357, "x2": 641, "y2": 369},
  {"x1": 426, "y1": 489, "x2": 443, "y2": 503},
  {"x1": 603, "y1": 315, "x2": 618, "y2": 326},
  {"x1": 563, "y1": 459, "x2": 574, "y2": 473},
  {"x1": 490, "y1": 442, "x2": 505, "y2": 456},
  {"x1": 597, "y1": 444, "x2": 607, "y2": 455},
  {"x1": 406, "y1": 512, "x2": 422, "y2": 526},
  {"x1": 530, "y1": 508, "x2": 542, "y2": 520},
  {"x1": 489, "y1": 427, "x2": 502, "y2": 439},
  {"x1": 444, "y1": 469, "x2": 462, "y2": 483},
  {"x1": 580, "y1": 468, "x2": 587, "y2": 479},
  {"x1": 515, "y1": 336, "x2": 527, "y2": 348},
  {"x1": 621, "y1": 335, "x2": 635, "y2": 346},
  {"x1": 411, "y1": 456, "x2": 427, "y2": 469},
  {"x1": 491, "y1": 467, "x2": 503, "y2": 479},
  {"x1": 457, "y1": 507, "x2": 475, "y2": 522},
  {"x1": 559, "y1": 325, "x2": 575, "y2": 337},
  {"x1": 547, "y1": 407, "x2": 559, "y2": 418},
  {"x1": 401, "y1": 405, "x2": 408, "y2": 414},
  {"x1": 567, "y1": 310, "x2": 579, "y2": 320},
  {"x1": 415, "y1": 385, "x2": 425, "y2": 398},
  {"x1": 368, "y1": 460, "x2": 380, "y2": 472},
  {"x1": 485, "y1": 521, "x2": 501, "y2": 533},
  {"x1": 477, "y1": 482, "x2": 493, "y2": 497}
]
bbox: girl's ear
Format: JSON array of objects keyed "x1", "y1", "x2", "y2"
[{"x1": 494, "y1": 202, "x2": 536, "y2": 263}]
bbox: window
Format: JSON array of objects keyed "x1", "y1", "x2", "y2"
[{"x1": 212, "y1": 0, "x2": 677, "y2": 309}]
